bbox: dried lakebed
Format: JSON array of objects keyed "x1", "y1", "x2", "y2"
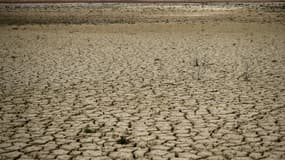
[{"x1": 0, "y1": 22, "x2": 285, "y2": 160}]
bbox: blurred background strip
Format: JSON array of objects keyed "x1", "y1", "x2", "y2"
[{"x1": 0, "y1": 0, "x2": 284, "y2": 3}]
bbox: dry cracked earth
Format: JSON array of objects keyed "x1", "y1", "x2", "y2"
[{"x1": 0, "y1": 5, "x2": 285, "y2": 160}]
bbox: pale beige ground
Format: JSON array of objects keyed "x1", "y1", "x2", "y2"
[{"x1": 1, "y1": 4, "x2": 285, "y2": 160}]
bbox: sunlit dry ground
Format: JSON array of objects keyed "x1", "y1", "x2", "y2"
[{"x1": 0, "y1": 3, "x2": 285, "y2": 160}]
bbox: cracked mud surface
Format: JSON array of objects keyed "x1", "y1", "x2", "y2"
[{"x1": 0, "y1": 10, "x2": 285, "y2": 160}]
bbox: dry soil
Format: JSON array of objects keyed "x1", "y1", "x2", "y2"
[{"x1": 0, "y1": 3, "x2": 285, "y2": 160}]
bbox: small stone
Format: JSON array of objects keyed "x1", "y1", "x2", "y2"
[
  {"x1": 52, "y1": 149, "x2": 69, "y2": 155},
  {"x1": 2, "y1": 151, "x2": 22, "y2": 158},
  {"x1": 23, "y1": 146, "x2": 42, "y2": 153},
  {"x1": 82, "y1": 150, "x2": 102, "y2": 157}
]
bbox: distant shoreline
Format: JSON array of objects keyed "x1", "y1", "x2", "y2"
[
  {"x1": 0, "y1": 1, "x2": 284, "y2": 25},
  {"x1": 0, "y1": 2, "x2": 284, "y2": 8},
  {"x1": 0, "y1": 0, "x2": 284, "y2": 4}
]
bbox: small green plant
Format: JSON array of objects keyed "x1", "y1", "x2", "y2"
[
  {"x1": 117, "y1": 136, "x2": 130, "y2": 145},
  {"x1": 84, "y1": 128, "x2": 96, "y2": 133},
  {"x1": 83, "y1": 125, "x2": 96, "y2": 133}
]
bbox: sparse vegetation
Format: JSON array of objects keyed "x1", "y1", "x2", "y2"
[
  {"x1": 117, "y1": 136, "x2": 130, "y2": 145},
  {"x1": 194, "y1": 58, "x2": 199, "y2": 67},
  {"x1": 83, "y1": 125, "x2": 96, "y2": 133},
  {"x1": 237, "y1": 56, "x2": 257, "y2": 82},
  {"x1": 192, "y1": 52, "x2": 209, "y2": 81},
  {"x1": 243, "y1": 62, "x2": 250, "y2": 81}
]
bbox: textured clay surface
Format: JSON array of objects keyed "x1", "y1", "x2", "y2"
[{"x1": 0, "y1": 3, "x2": 285, "y2": 160}]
